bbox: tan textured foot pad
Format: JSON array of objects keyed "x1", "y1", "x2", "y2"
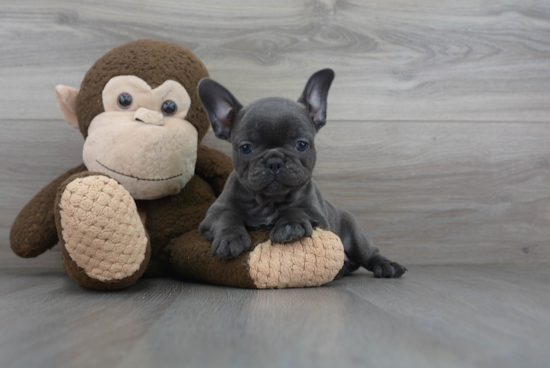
[
  {"x1": 249, "y1": 229, "x2": 345, "y2": 289},
  {"x1": 58, "y1": 175, "x2": 148, "y2": 282}
]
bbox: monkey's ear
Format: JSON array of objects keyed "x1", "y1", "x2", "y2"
[
  {"x1": 55, "y1": 85, "x2": 80, "y2": 129},
  {"x1": 298, "y1": 69, "x2": 335, "y2": 131},
  {"x1": 198, "y1": 78, "x2": 242, "y2": 141}
]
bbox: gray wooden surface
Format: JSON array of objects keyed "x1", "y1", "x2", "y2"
[
  {"x1": 2, "y1": 2, "x2": 550, "y2": 368},
  {"x1": 1, "y1": 265, "x2": 549, "y2": 368},
  {"x1": 3, "y1": 0, "x2": 550, "y2": 266}
]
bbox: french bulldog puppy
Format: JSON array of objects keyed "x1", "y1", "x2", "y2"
[{"x1": 197, "y1": 69, "x2": 406, "y2": 278}]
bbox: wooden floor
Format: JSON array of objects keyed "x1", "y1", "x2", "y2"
[
  {"x1": 1, "y1": 265, "x2": 549, "y2": 368},
  {"x1": 2, "y1": 1, "x2": 550, "y2": 367}
]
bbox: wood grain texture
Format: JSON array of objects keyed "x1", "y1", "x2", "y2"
[
  {"x1": 2, "y1": 0, "x2": 550, "y2": 268},
  {"x1": 1, "y1": 265, "x2": 550, "y2": 368},
  {"x1": 2, "y1": 120, "x2": 550, "y2": 267},
  {"x1": 0, "y1": 0, "x2": 550, "y2": 121}
]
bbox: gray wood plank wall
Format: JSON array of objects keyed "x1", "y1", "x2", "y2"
[{"x1": 1, "y1": 0, "x2": 549, "y2": 267}]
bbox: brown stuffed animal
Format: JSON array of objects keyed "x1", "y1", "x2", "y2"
[{"x1": 10, "y1": 40, "x2": 344, "y2": 290}]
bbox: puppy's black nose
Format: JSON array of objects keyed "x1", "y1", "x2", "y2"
[{"x1": 265, "y1": 157, "x2": 284, "y2": 174}]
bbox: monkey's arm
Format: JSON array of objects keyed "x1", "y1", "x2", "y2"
[
  {"x1": 194, "y1": 145, "x2": 233, "y2": 196},
  {"x1": 10, "y1": 163, "x2": 88, "y2": 257}
]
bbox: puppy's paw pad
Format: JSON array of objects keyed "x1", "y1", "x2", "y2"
[
  {"x1": 212, "y1": 229, "x2": 252, "y2": 259},
  {"x1": 270, "y1": 221, "x2": 313, "y2": 243}
]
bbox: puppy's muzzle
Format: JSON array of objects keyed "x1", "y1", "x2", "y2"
[
  {"x1": 263, "y1": 150, "x2": 286, "y2": 174},
  {"x1": 265, "y1": 157, "x2": 284, "y2": 174}
]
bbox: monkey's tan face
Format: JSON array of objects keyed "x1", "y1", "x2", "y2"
[{"x1": 81, "y1": 76, "x2": 198, "y2": 200}]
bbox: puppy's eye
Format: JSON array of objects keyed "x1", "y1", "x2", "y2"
[
  {"x1": 161, "y1": 100, "x2": 177, "y2": 116},
  {"x1": 118, "y1": 93, "x2": 133, "y2": 109},
  {"x1": 296, "y1": 141, "x2": 309, "y2": 152},
  {"x1": 239, "y1": 144, "x2": 253, "y2": 155}
]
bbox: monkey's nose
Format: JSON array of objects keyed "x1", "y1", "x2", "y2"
[{"x1": 133, "y1": 107, "x2": 164, "y2": 126}]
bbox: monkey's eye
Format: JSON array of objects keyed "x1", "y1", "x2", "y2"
[
  {"x1": 117, "y1": 93, "x2": 133, "y2": 109},
  {"x1": 239, "y1": 144, "x2": 253, "y2": 155},
  {"x1": 296, "y1": 141, "x2": 309, "y2": 152},
  {"x1": 161, "y1": 100, "x2": 177, "y2": 116}
]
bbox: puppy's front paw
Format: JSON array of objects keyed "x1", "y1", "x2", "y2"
[
  {"x1": 270, "y1": 220, "x2": 313, "y2": 243},
  {"x1": 372, "y1": 259, "x2": 407, "y2": 278},
  {"x1": 199, "y1": 221, "x2": 214, "y2": 241},
  {"x1": 212, "y1": 228, "x2": 252, "y2": 259}
]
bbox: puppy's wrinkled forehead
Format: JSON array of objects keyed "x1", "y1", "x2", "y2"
[{"x1": 235, "y1": 97, "x2": 314, "y2": 145}]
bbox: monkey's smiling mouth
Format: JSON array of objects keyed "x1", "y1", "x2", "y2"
[{"x1": 96, "y1": 160, "x2": 183, "y2": 182}]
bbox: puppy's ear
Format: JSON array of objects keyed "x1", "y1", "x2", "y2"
[
  {"x1": 198, "y1": 78, "x2": 242, "y2": 141},
  {"x1": 298, "y1": 69, "x2": 335, "y2": 131}
]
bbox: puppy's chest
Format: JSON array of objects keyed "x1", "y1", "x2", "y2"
[{"x1": 244, "y1": 203, "x2": 283, "y2": 230}]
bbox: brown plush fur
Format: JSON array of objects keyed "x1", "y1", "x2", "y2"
[
  {"x1": 169, "y1": 230, "x2": 271, "y2": 288},
  {"x1": 10, "y1": 40, "x2": 233, "y2": 289},
  {"x1": 10, "y1": 164, "x2": 88, "y2": 258},
  {"x1": 76, "y1": 40, "x2": 210, "y2": 141},
  {"x1": 140, "y1": 149, "x2": 230, "y2": 274},
  {"x1": 46, "y1": 145, "x2": 230, "y2": 288}
]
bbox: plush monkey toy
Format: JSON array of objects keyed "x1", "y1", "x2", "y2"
[{"x1": 10, "y1": 40, "x2": 344, "y2": 290}]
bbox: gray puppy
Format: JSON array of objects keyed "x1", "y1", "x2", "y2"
[{"x1": 197, "y1": 69, "x2": 406, "y2": 278}]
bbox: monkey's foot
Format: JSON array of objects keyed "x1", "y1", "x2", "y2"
[{"x1": 55, "y1": 173, "x2": 150, "y2": 290}]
